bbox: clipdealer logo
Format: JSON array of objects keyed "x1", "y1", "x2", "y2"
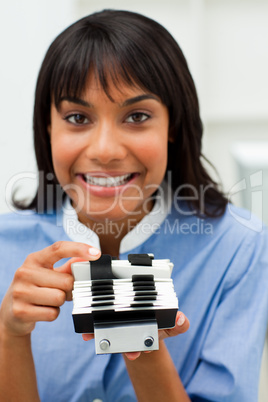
[
  {"x1": 5, "y1": 170, "x2": 265, "y2": 233},
  {"x1": 64, "y1": 217, "x2": 214, "y2": 239},
  {"x1": 228, "y1": 170, "x2": 263, "y2": 233}
]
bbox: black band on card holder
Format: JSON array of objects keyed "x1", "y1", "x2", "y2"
[{"x1": 90, "y1": 254, "x2": 116, "y2": 280}]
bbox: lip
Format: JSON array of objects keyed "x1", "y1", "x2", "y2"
[{"x1": 76, "y1": 172, "x2": 140, "y2": 197}]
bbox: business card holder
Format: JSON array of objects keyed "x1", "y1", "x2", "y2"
[{"x1": 71, "y1": 254, "x2": 178, "y2": 354}]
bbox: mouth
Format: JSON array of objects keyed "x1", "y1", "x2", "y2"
[{"x1": 81, "y1": 173, "x2": 136, "y2": 187}]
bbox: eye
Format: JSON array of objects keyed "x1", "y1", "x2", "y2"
[
  {"x1": 65, "y1": 114, "x2": 89, "y2": 125},
  {"x1": 125, "y1": 112, "x2": 150, "y2": 124}
]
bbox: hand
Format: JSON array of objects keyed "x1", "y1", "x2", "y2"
[
  {"x1": 0, "y1": 241, "x2": 100, "y2": 338},
  {"x1": 82, "y1": 311, "x2": 190, "y2": 361}
]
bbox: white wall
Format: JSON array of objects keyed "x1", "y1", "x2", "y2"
[
  {"x1": 0, "y1": 0, "x2": 75, "y2": 213},
  {"x1": 201, "y1": 0, "x2": 268, "y2": 224}
]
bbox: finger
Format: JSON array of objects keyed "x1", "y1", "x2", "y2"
[
  {"x1": 56, "y1": 257, "x2": 90, "y2": 301},
  {"x1": 159, "y1": 312, "x2": 190, "y2": 341},
  {"x1": 27, "y1": 241, "x2": 101, "y2": 269},
  {"x1": 124, "y1": 351, "x2": 141, "y2": 360},
  {"x1": 15, "y1": 285, "x2": 67, "y2": 308},
  {"x1": 175, "y1": 312, "x2": 190, "y2": 333},
  {"x1": 12, "y1": 301, "x2": 61, "y2": 323},
  {"x1": 82, "y1": 333, "x2": 94, "y2": 341},
  {"x1": 56, "y1": 257, "x2": 88, "y2": 275},
  {"x1": 14, "y1": 266, "x2": 73, "y2": 293}
]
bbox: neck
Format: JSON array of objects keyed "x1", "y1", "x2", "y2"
[
  {"x1": 78, "y1": 206, "x2": 153, "y2": 258},
  {"x1": 91, "y1": 220, "x2": 130, "y2": 258}
]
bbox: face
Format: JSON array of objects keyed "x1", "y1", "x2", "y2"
[{"x1": 49, "y1": 75, "x2": 169, "y2": 227}]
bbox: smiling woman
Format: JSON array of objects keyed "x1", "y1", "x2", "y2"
[
  {"x1": 14, "y1": 9, "x2": 227, "y2": 218},
  {"x1": 0, "y1": 8, "x2": 268, "y2": 402}
]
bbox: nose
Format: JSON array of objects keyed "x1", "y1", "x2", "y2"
[{"x1": 85, "y1": 122, "x2": 128, "y2": 165}]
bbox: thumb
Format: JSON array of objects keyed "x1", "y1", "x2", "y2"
[
  {"x1": 55, "y1": 257, "x2": 88, "y2": 275},
  {"x1": 56, "y1": 257, "x2": 89, "y2": 302},
  {"x1": 159, "y1": 312, "x2": 190, "y2": 341}
]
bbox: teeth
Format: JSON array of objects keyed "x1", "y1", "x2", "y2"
[{"x1": 84, "y1": 174, "x2": 132, "y2": 187}]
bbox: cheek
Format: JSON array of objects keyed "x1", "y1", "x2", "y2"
[
  {"x1": 134, "y1": 136, "x2": 168, "y2": 172},
  {"x1": 50, "y1": 137, "x2": 79, "y2": 182}
]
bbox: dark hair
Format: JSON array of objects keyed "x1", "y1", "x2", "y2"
[{"x1": 13, "y1": 9, "x2": 227, "y2": 216}]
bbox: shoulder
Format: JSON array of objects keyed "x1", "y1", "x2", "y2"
[
  {"x1": 0, "y1": 209, "x2": 66, "y2": 284},
  {"x1": 159, "y1": 203, "x2": 268, "y2": 278},
  {"x1": 0, "y1": 209, "x2": 66, "y2": 253},
  {"x1": 0, "y1": 209, "x2": 61, "y2": 234},
  {"x1": 208, "y1": 204, "x2": 268, "y2": 269},
  {"x1": 167, "y1": 201, "x2": 266, "y2": 244},
  {"x1": 211, "y1": 203, "x2": 264, "y2": 237}
]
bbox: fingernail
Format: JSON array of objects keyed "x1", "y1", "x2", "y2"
[
  {"x1": 177, "y1": 313, "x2": 185, "y2": 327},
  {"x1": 88, "y1": 247, "x2": 100, "y2": 256}
]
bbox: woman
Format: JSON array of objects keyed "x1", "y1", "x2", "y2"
[{"x1": 0, "y1": 9, "x2": 267, "y2": 401}]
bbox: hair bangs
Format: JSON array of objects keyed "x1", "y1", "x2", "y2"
[
  {"x1": 49, "y1": 19, "x2": 172, "y2": 108},
  {"x1": 50, "y1": 31, "x2": 150, "y2": 107}
]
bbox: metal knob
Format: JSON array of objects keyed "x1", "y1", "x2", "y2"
[
  {"x1": 144, "y1": 336, "x2": 154, "y2": 348},
  {"x1": 99, "y1": 339, "x2": 110, "y2": 351}
]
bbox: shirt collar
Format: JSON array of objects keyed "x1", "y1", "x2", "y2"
[{"x1": 62, "y1": 180, "x2": 172, "y2": 254}]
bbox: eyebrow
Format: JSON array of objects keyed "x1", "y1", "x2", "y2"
[
  {"x1": 59, "y1": 94, "x2": 160, "y2": 108},
  {"x1": 121, "y1": 94, "x2": 160, "y2": 107},
  {"x1": 59, "y1": 96, "x2": 91, "y2": 107}
]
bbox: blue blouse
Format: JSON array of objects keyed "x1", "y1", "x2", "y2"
[{"x1": 0, "y1": 192, "x2": 267, "y2": 401}]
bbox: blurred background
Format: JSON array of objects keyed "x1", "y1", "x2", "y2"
[{"x1": 0, "y1": 0, "x2": 267, "y2": 399}]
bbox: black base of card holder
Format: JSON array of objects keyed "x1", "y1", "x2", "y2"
[{"x1": 72, "y1": 308, "x2": 178, "y2": 333}]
